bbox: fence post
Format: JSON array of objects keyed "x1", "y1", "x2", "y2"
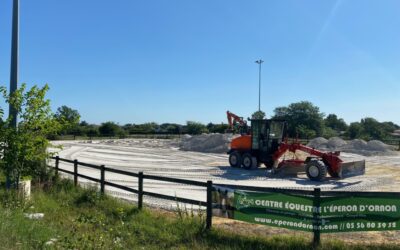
[
  {"x1": 74, "y1": 159, "x2": 78, "y2": 187},
  {"x1": 100, "y1": 165, "x2": 105, "y2": 194},
  {"x1": 138, "y1": 172, "x2": 143, "y2": 209},
  {"x1": 206, "y1": 180, "x2": 213, "y2": 230},
  {"x1": 55, "y1": 156, "x2": 59, "y2": 176},
  {"x1": 312, "y1": 188, "x2": 321, "y2": 248}
]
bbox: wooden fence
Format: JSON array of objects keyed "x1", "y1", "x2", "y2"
[{"x1": 53, "y1": 156, "x2": 212, "y2": 228}]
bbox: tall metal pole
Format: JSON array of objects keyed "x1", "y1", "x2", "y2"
[
  {"x1": 9, "y1": 0, "x2": 19, "y2": 128},
  {"x1": 255, "y1": 59, "x2": 264, "y2": 111},
  {"x1": 6, "y1": 0, "x2": 19, "y2": 189}
]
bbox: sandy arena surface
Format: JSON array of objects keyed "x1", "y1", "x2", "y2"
[{"x1": 50, "y1": 139, "x2": 400, "y2": 208}]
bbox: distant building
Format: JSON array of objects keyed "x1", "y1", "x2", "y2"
[{"x1": 391, "y1": 129, "x2": 400, "y2": 137}]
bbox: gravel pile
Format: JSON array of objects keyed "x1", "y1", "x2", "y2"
[
  {"x1": 178, "y1": 133, "x2": 396, "y2": 156},
  {"x1": 307, "y1": 137, "x2": 328, "y2": 149},
  {"x1": 307, "y1": 137, "x2": 395, "y2": 156},
  {"x1": 179, "y1": 133, "x2": 235, "y2": 153}
]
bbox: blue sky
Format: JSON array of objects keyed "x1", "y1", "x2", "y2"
[{"x1": 0, "y1": 0, "x2": 399, "y2": 125}]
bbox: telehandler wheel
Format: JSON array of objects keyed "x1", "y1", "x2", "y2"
[
  {"x1": 229, "y1": 151, "x2": 242, "y2": 168},
  {"x1": 242, "y1": 153, "x2": 255, "y2": 170},
  {"x1": 305, "y1": 159, "x2": 327, "y2": 181}
]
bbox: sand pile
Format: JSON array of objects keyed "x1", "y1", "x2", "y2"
[
  {"x1": 307, "y1": 137, "x2": 395, "y2": 156},
  {"x1": 179, "y1": 133, "x2": 234, "y2": 153}
]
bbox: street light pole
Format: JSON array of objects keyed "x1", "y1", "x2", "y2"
[
  {"x1": 9, "y1": 0, "x2": 19, "y2": 129},
  {"x1": 255, "y1": 59, "x2": 264, "y2": 112},
  {"x1": 7, "y1": 0, "x2": 19, "y2": 189}
]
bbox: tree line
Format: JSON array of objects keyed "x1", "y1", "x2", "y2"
[{"x1": 55, "y1": 101, "x2": 399, "y2": 141}]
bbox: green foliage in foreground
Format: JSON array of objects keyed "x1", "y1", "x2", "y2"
[
  {"x1": 0, "y1": 84, "x2": 60, "y2": 185},
  {"x1": 0, "y1": 181, "x2": 398, "y2": 250}
]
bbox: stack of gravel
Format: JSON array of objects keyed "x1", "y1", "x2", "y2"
[
  {"x1": 307, "y1": 137, "x2": 395, "y2": 156},
  {"x1": 179, "y1": 134, "x2": 395, "y2": 156},
  {"x1": 179, "y1": 133, "x2": 235, "y2": 153}
]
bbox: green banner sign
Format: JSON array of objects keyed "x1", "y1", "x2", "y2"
[{"x1": 212, "y1": 186, "x2": 400, "y2": 233}]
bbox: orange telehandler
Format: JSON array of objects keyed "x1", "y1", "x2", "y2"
[{"x1": 226, "y1": 111, "x2": 365, "y2": 181}]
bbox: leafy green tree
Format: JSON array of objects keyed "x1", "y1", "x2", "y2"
[
  {"x1": 85, "y1": 125, "x2": 100, "y2": 137},
  {"x1": 251, "y1": 110, "x2": 266, "y2": 119},
  {"x1": 69, "y1": 125, "x2": 86, "y2": 136},
  {"x1": 207, "y1": 123, "x2": 229, "y2": 133},
  {"x1": 54, "y1": 105, "x2": 80, "y2": 135},
  {"x1": 348, "y1": 122, "x2": 363, "y2": 139},
  {"x1": 186, "y1": 121, "x2": 208, "y2": 135},
  {"x1": 360, "y1": 118, "x2": 386, "y2": 140},
  {"x1": 346, "y1": 118, "x2": 397, "y2": 140},
  {"x1": 295, "y1": 125, "x2": 317, "y2": 139},
  {"x1": 322, "y1": 127, "x2": 338, "y2": 138},
  {"x1": 160, "y1": 123, "x2": 181, "y2": 134},
  {"x1": 272, "y1": 101, "x2": 324, "y2": 137},
  {"x1": 381, "y1": 121, "x2": 400, "y2": 134},
  {"x1": 324, "y1": 114, "x2": 348, "y2": 132},
  {"x1": 0, "y1": 84, "x2": 60, "y2": 187},
  {"x1": 99, "y1": 122, "x2": 123, "y2": 136},
  {"x1": 80, "y1": 120, "x2": 89, "y2": 126},
  {"x1": 126, "y1": 123, "x2": 158, "y2": 134}
]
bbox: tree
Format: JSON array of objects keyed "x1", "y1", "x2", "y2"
[
  {"x1": 54, "y1": 105, "x2": 80, "y2": 134},
  {"x1": 85, "y1": 125, "x2": 100, "y2": 137},
  {"x1": 207, "y1": 123, "x2": 229, "y2": 133},
  {"x1": 295, "y1": 125, "x2": 316, "y2": 139},
  {"x1": 272, "y1": 101, "x2": 324, "y2": 137},
  {"x1": 251, "y1": 110, "x2": 266, "y2": 119},
  {"x1": 346, "y1": 118, "x2": 395, "y2": 140},
  {"x1": 160, "y1": 123, "x2": 181, "y2": 134},
  {"x1": 322, "y1": 126, "x2": 338, "y2": 138},
  {"x1": 381, "y1": 121, "x2": 400, "y2": 134},
  {"x1": 348, "y1": 122, "x2": 363, "y2": 139},
  {"x1": 360, "y1": 118, "x2": 386, "y2": 140},
  {"x1": 324, "y1": 114, "x2": 348, "y2": 132},
  {"x1": 126, "y1": 123, "x2": 158, "y2": 134},
  {"x1": 80, "y1": 120, "x2": 89, "y2": 126},
  {"x1": 0, "y1": 84, "x2": 60, "y2": 187},
  {"x1": 99, "y1": 122, "x2": 123, "y2": 137},
  {"x1": 186, "y1": 121, "x2": 208, "y2": 135}
]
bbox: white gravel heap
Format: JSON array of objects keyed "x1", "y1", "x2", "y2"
[
  {"x1": 307, "y1": 137, "x2": 328, "y2": 149},
  {"x1": 307, "y1": 137, "x2": 395, "y2": 156},
  {"x1": 179, "y1": 133, "x2": 396, "y2": 156},
  {"x1": 180, "y1": 133, "x2": 234, "y2": 153}
]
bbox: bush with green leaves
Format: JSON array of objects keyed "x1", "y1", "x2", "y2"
[{"x1": 0, "y1": 84, "x2": 60, "y2": 186}]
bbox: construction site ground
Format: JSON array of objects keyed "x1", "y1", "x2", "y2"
[{"x1": 50, "y1": 138, "x2": 400, "y2": 245}]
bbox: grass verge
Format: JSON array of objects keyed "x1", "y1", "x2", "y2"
[{"x1": 0, "y1": 180, "x2": 398, "y2": 249}]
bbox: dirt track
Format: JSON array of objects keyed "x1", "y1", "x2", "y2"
[{"x1": 51, "y1": 139, "x2": 400, "y2": 209}]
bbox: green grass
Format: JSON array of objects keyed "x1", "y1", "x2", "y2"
[{"x1": 0, "y1": 180, "x2": 398, "y2": 250}]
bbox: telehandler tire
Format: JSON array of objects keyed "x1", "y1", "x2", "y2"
[
  {"x1": 242, "y1": 153, "x2": 255, "y2": 170},
  {"x1": 305, "y1": 159, "x2": 327, "y2": 181},
  {"x1": 229, "y1": 151, "x2": 242, "y2": 168}
]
